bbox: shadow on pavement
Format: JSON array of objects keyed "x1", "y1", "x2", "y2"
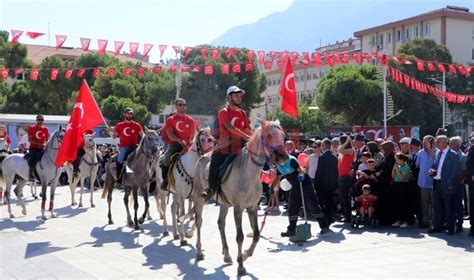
[
  {"x1": 0, "y1": 218, "x2": 46, "y2": 232},
  {"x1": 25, "y1": 241, "x2": 67, "y2": 258},
  {"x1": 54, "y1": 205, "x2": 89, "y2": 218},
  {"x1": 78, "y1": 225, "x2": 143, "y2": 249}
]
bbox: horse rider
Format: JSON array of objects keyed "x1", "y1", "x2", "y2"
[
  {"x1": 201, "y1": 86, "x2": 251, "y2": 199},
  {"x1": 113, "y1": 107, "x2": 144, "y2": 181},
  {"x1": 72, "y1": 129, "x2": 94, "y2": 177},
  {"x1": 0, "y1": 124, "x2": 11, "y2": 152},
  {"x1": 160, "y1": 98, "x2": 198, "y2": 191},
  {"x1": 27, "y1": 115, "x2": 50, "y2": 181}
]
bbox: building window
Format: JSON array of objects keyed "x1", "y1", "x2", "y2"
[
  {"x1": 295, "y1": 76, "x2": 299, "y2": 82},
  {"x1": 397, "y1": 30, "x2": 401, "y2": 41},
  {"x1": 277, "y1": 78, "x2": 281, "y2": 85},
  {"x1": 272, "y1": 79, "x2": 277, "y2": 86},
  {"x1": 379, "y1": 34, "x2": 384, "y2": 48},
  {"x1": 371, "y1": 36, "x2": 376, "y2": 46},
  {"x1": 312, "y1": 73, "x2": 318, "y2": 79},
  {"x1": 387, "y1": 32, "x2": 392, "y2": 43},
  {"x1": 425, "y1": 23, "x2": 431, "y2": 36},
  {"x1": 472, "y1": 48, "x2": 474, "y2": 60},
  {"x1": 415, "y1": 26, "x2": 419, "y2": 37},
  {"x1": 307, "y1": 74, "x2": 311, "y2": 80},
  {"x1": 406, "y1": 28, "x2": 411, "y2": 40}
]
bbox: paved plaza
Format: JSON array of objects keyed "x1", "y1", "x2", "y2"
[{"x1": 0, "y1": 185, "x2": 473, "y2": 279}]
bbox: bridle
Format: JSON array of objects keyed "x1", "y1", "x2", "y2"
[
  {"x1": 248, "y1": 124, "x2": 283, "y2": 168},
  {"x1": 191, "y1": 130, "x2": 214, "y2": 155}
]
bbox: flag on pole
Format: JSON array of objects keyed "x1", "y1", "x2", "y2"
[
  {"x1": 279, "y1": 57, "x2": 298, "y2": 118},
  {"x1": 55, "y1": 80, "x2": 106, "y2": 167}
]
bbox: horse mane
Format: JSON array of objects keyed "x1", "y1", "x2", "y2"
[{"x1": 45, "y1": 129, "x2": 60, "y2": 150}]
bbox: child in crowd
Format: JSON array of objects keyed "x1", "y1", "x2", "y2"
[
  {"x1": 357, "y1": 152, "x2": 372, "y2": 171},
  {"x1": 356, "y1": 184, "x2": 378, "y2": 221},
  {"x1": 391, "y1": 152, "x2": 412, "y2": 228}
]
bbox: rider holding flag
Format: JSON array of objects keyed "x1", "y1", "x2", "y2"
[{"x1": 160, "y1": 98, "x2": 198, "y2": 191}]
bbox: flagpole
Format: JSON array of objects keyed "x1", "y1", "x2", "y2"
[{"x1": 382, "y1": 64, "x2": 388, "y2": 139}]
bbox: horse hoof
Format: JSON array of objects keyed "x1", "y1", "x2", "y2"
[
  {"x1": 173, "y1": 234, "x2": 180, "y2": 240},
  {"x1": 138, "y1": 217, "x2": 145, "y2": 224},
  {"x1": 180, "y1": 240, "x2": 188, "y2": 246},
  {"x1": 34, "y1": 195, "x2": 38, "y2": 200},
  {"x1": 223, "y1": 256, "x2": 233, "y2": 264},
  {"x1": 196, "y1": 252, "x2": 204, "y2": 261},
  {"x1": 91, "y1": 204, "x2": 96, "y2": 208},
  {"x1": 162, "y1": 231, "x2": 169, "y2": 237},
  {"x1": 147, "y1": 216, "x2": 152, "y2": 221},
  {"x1": 51, "y1": 213, "x2": 57, "y2": 218},
  {"x1": 237, "y1": 267, "x2": 247, "y2": 276},
  {"x1": 78, "y1": 203, "x2": 83, "y2": 208},
  {"x1": 21, "y1": 209, "x2": 27, "y2": 215},
  {"x1": 41, "y1": 215, "x2": 47, "y2": 220},
  {"x1": 9, "y1": 214, "x2": 15, "y2": 218},
  {"x1": 185, "y1": 231, "x2": 194, "y2": 239},
  {"x1": 108, "y1": 220, "x2": 114, "y2": 225},
  {"x1": 134, "y1": 225, "x2": 140, "y2": 230}
]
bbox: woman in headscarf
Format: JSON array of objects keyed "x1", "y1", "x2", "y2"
[
  {"x1": 367, "y1": 141, "x2": 384, "y2": 167},
  {"x1": 377, "y1": 141, "x2": 397, "y2": 225}
]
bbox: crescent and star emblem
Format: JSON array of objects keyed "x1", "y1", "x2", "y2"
[
  {"x1": 66, "y1": 102, "x2": 84, "y2": 131},
  {"x1": 123, "y1": 127, "x2": 132, "y2": 137},
  {"x1": 35, "y1": 131, "x2": 43, "y2": 139},
  {"x1": 230, "y1": 117, "x2": 240, "y2": 127},
  {"x1": 284, "y1": 73, "x2": 295, "y2": 93},
  {"x1": 175, "y1": 121, "x2": 185, "y2": 133}
]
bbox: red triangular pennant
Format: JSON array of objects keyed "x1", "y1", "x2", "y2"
[{"x1": 55, "y1": 35, "x2": 67, "y2": 49}]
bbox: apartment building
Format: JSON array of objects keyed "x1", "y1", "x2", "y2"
[{"x1": 354, "y1": 5, "x2": 474, "y2": 64}]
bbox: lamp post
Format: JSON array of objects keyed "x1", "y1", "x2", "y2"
[
  {"x1": 382, "y1": 64, "x2": 388, "y2": 139},
  {"x1": 428, "y1": 72, "x2": 447, "y2": 130}
]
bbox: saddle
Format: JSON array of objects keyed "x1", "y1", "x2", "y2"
[{"x1": 162, "y1": 152, "x2": 185, "y2": 193}]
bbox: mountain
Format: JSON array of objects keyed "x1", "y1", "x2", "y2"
[{"x1": 211, "y1": 0, "x2": 473, "y2": 52}]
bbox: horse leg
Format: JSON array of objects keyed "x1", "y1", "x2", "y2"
[
  {"x1": 123, "y1": 187, "x2": 133, "y2": 226},
  {"x1": 233, "y1": 208, "x2": 246, "y2": 276},
  {"x1": 90, "y1": 171, "x2": 97, "y2": 207},
  {"x1": 107, "y1": 180, "x2": 114, "y2": 225},
  {"x1": 132, "y1": 187, "x2": 139, "y2": 230},
  {"x1": 243, "y1": 206, "x2": 260, "y2": 261},
  {"x1": 171, "y1": 195, "x2": 180, "y2": 240},
  {"x1": 218, "y1": 205, "x2": 232, "y2": 264},
  {"x1": 69, "y1": 176, "x2": 77, "y2": 206},
  {"x1": 15, "y1": 178, "x2": 28, "y2": 216},
  {"x1": 78, "y1": 176, "x2": 85, "y2": 208},
  {"x1": 195, "y1": 199, "x2": 204, "y2": 261},
  {"x1": 187, "y1": 199, "x2": 194, "y2": 221},
  {"x1": 5, "y1": 187, "x2": 13, "y2": 218},
  {"x1": 139, "y1": 187, "x2": 149, "y2": 224},
  {"x1": 160, "y1": 190, "x2": 169, "y2": 236},
  {"x1": 40, "y1": 183, "x2": 48, "y2": 220},
  {"x1": 49, "y1": 184, "x2": 57, "y2": 218},
  {"x1": 30, "y1": 180, "x2": 38, "y2": 199}
]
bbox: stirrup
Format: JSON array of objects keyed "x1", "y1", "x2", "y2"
[{"x1": 201, "y1": 188, "x2": 213, "y2": 200}]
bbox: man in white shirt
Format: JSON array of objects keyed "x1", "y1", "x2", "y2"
[{"x1": 307, "y1": 140, "x2": 321, "y2": 181}]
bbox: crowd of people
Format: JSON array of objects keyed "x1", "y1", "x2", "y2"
[{"x1": 261, "y1": 131, "x2": 474, "y2": 237}]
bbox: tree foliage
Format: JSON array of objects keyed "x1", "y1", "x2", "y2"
[{"x1": 316, "y1": 64, "x2": 382, "y2": 126}]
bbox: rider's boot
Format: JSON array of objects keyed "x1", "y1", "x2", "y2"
[
  {"x1": 116, "y1": 162, "x2": 123, "y2": 182},
  {"x1": 160, "y1": 165, "x2": 169, "y2": 191}
]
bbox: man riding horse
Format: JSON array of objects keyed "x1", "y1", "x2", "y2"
[
  {"x1": 113, "y1": 107, "x2": 144, "y2": 181},
  {"x1": 72, "y1": 129, "x2": 94, "y2": 178},
  {"x1": 160, "y1": 98, "x2": 198, "y2": 191},
  {"x1": 201, "y1": 85, "x2": 251, "y2": 200},
  {"x1": 28, "y1": 115, "x2": 49, "y2": 181}
]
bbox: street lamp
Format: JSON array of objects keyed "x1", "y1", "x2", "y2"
[{"x1": 428, "y1": 72, "x2": 447, "y2": 130}]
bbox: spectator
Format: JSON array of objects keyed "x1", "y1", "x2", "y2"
[
  {"x1": 307, "y1": 140, "x2": 322, "y2": 181},
  {"x1": 337, "y1": 134, "x2": 355, "y2": 222},
  {"x1": 449, "y1": 136, "x2": 467, "y2": 234},
  {"x1": 465, "y1": 134, "x2": 474, "y2": 236},
  {"x1": 357, "y1": 152, "x2": 371, "y2": 171},
  {"x1": 367, "y1": 141, "x2": 384, "y2": 167},
  {"x1": 331, "y1": 138, "x2": 340, "y2": 157},
  {"x1": 392, "y1": 153, "x2": 412, "y2": 228},
  {"x1": 378, "y1": 141, "x2": 397, "y2": 225},
  {"x1": 356, "y1": 184, "x2": 378, "y2": 222},
  {"x1": 399, "y1": 137, "x2": 411, "y2": 155},
  {"x1": 416, "y1": 135, "x2": 436, "y2": 228}
]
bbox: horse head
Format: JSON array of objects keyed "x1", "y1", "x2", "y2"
[
  {"x1": 140, "y1": 134, "x2": 160, "y2": 158},
  {"x1": 83, "y1": 133, "x2": 96, "y2": 150},
  {"x1": 196, "y1": 128, "x2": 215, "y2": 154},
  {"x1": 256, "y1": 119, "x2": 285, "y2": 157}
]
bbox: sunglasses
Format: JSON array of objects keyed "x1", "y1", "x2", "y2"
[
  {"x1": 37, "y1": 119, "x2": 44, "y2": 121},
  {"x1": 176, "y1": 104, "x2": 186, "y2": 107}
]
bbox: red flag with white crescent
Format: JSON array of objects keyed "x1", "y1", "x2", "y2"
[
  {"x1": 97, "y1": 39, "x2": 108, "y2": 54},
  {"x1": 76, "y1": 68, "x2": 86, "y2": 78},
  {"x1": 80, "y1": 38, "x2": 91, "y2": 51},
  {"x1": 64, "y1": 68, "x2": 73, "y2": 79},
  {"x1": 184, "y1": 47, "x2": 193, "y2": 57},
  {"x1": 26, "y1": 31, "x2": 44, "y2": 39},
  {"x1": 152, "y1": 66, "x2": 162, "y2": 74},
  {"x1": 211, "y1": 49, "x2": 219, "y2": 61},
  {"x1": 0, "y1": 69, "x2": 8, "y2": 80},
  {"x1": 158, "y1": 44, "x2": 167, "y2": 57},
  {"x1": 142, "y1": 43, "x2": 153, "y2": 57},
  {"x1": 245, "y1": 62, "x2": 254, "y2": 72},
  {"x1": 136, "y1": 67, "x2": 146, "y2": 76},
  {"x1": 200, "y1": 48, "x2": 207, "y2": 60},
  {"x1": 279, "y1": 58, "x2": 298, "y2": 118},
  {"x1": 92, "y1": 67, "x2": 101, "y2": 77},
  {"x1": 123, "y1": 67, "x2": 132, "y2": 77},
  {"x1": 192, "y1": 65, "x2": 201, "y2": 73},
  {"x1": 30, "y1": 68, "x2": 39, "y2": 80},
  {"x1": 232, "y1": 63, "x2": 241, "y2": 73},
  {"x1": 204, "y1": 65, "x2": 213, "y2": 75},
  {"x1": 114, "y1": 41, "x2": 124, "y2": 56},
  {"x1": 221, "y1": 63, "x2": 230, "y2": 75},
  {"x1": 106, "y1": 67, "x2": 116, "y2": 78},
  {"x1": 172, "y1": 45, "x2": 181, "y2": 56},
  {"x1": 55, "y1": 80, "x2": 106, "y2": 167},
  {"x1": 247, "y1": 50, "x2": 255, "y2": 62},
  {"x1": 55, "y1": 35, "x2": 67, "y2": 49},
  {"x1": 10, "y1": 30, "x2": 23, "y2": 45},
  {"x1": 257, "y1": 51, "x2": 265, "y2": 64},
  {"x1": 14, "y1": 68, "x2": 23, "y2": 75},
  {"x1": 264, "y1": 61, "x2": 272, "y2": 70},
  {"x1": 50, "y1": 69, "x2": 59, "y2": 81},
  {"x1": 129, "y1": 42, "x2": 139, "y2": 57}
]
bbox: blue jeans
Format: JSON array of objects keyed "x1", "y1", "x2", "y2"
[{"x1": 117, "y1": 146, "x2": 136, "y2": 164}]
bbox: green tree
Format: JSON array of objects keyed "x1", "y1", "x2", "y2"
[
  {"x1": 179, "y1": 45, "x2": 265, "y2": 116},
  {"x1": 272, "y1": 103, "x2": 326, "y2": 134},
  {"x1": 100, "y1": 95, "x2": 151, "y2": 125},
  {"x1": 0, "y1": 31, "x2": 31, "y2": 70},
  {"x1": 316, "y1": 65, "x2": 382, "y2": 126}
]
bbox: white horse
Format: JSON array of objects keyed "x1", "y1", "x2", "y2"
[
  {"x1": 191, "y1": 120, "x2": 284, "y2": 276},
  {"x1": 65, "y1": 134, "x2": 99, "y2": 208},
  {"x1": 161, "y1": 129, "x2": 214, "y2": 245},
  {"x1": 0, "y1": 128, "x2": 64, "y2": 219}
]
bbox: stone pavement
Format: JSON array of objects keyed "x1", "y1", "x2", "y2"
[{"x1": 0, "y1": 185, "x2": 472, "y2": 279}]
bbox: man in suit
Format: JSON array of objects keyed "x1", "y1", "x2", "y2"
[
  {"x1": 315, "y1": 138, "x2": 339, "y2": 224},
  {"x1": 465, "y1": 134, "x2": 474, "y2": 237},
  {"x1": 429, "y1": 135, "x2": 461, "y2": 235}
]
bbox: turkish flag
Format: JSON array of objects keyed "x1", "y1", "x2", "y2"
[
  {"x1": 14, "y1": 68, "x2": 23, "y2": 75},
  {"x1": 245, "y1": 62, "x2": 254, "y2": 72},
  {"x1": 332, "y1": 53, "x2": 341, "y2": 65},
  {"x1": 136, "y1": 67, "x2": 146, "y2": 76},
  {"x1": 362, "y1": 53, "x2": 371, "y2": 63},
  {"x1": 80, "y1": 38, "x2": 91, "y2": 51},
  {"x1": 302, "y1": 52, "x2": 310, "y2": 62},
  {"x1": 48, "y1": 68, "x2": 63, "y2": 82},
  {"x1": 142, "y1": 43, "x2": 154, "y2": 57},
  {"x1": 92, "y1": 67, "x2": 101, "y2": 77},
  {"x1": 192, "y1": 65, "x2": 201, "y2": 73},
  {"x1": 257, "y1": 51, "x2": 265, "y2": 64},
  {"x1": 324, "y1": 53, "x2": 334, "y2": 67},
  {"x1": 30, "y1": 68, "x2": 39, "y2": 80},
  {"x1": 247, "y1": 50, "x2": 255, "y2": 62},
  {"x1": 291, "y1": 52, "x2": 299, "y2": 61},
  {"x1": 200, "y1": 48, "x2": 207, "y2": 60},
  {"x1": 457, "y1": 64, "x2": 466, "y2": 76},
  {"x1": 76, "y1": 68, "x2": 86, "y2": 78},
  {"x1": 129, "y1": 42, "x2": 139, "y2": 57},
  {"x1": 55, "y1": 35, "x2": 67, "y2": 49},
  {"x1": 0, "y1": 69, "x2": 8, "y2": 80},
  {"x1": 169, "y1": 65, "x2": 177, "y2": 73},
  {"x1": 10, "y1": 30, "x2": 23, "y2": 45},
  {"x1": 26, "y1": 31, "x2": 44, "y2": 39},
  {"x1": 465, "y1": 65, "x2": 472, "y2": 77},
  {"x1": 211, "y1": 49, "x2": 219, "y2": 60},
  {"x1": 270, "y1": 51, "x2": 277, "y2": 61},
  {"x1": 341, "y1": 54, "x2": 350, "y2": 64},
  {"x1": 313, "y1": 53, "x2": 322, "y2": 67},
  {"x1": 123, "y1": 67, "x2": 132, "y2": 77},
  {"x1": 279, "y1": 58, "x2": 298, "y2": 118},
  {"x1": 352, "y1": 53, "x2": 362, "y2": 64},
  {"x1": 448, "y1": 64, "x2": 457, "y2": 74},
  {"x1": 97, "y1": 39, "x2": 108, "y2": 54},
  {"x1": 426, "y1": 61, "x2": 436, "y2": 71},
  {"x1": 55, "y1": 80, "x2": 106, "y2": 167},
  {"x1": 277, "y1": 60, "x2": 285, "y2": 69},
  {"x1": 172, "y1": 45, "x2": 181, "y2": 56},
  {"x1": 232, "y1": 63, "x2": 241, "y2": 73},
  {"x1": 152, "y1": 66, "x2": 162, "y2": 74},
  {"x1": 264, "y1": 61, "x2": 273, "y2": 70},
  {"x1": 437, "y1": 63, "x2": 446, "y2": 73},
  {"x1": 64, "y1": 68, "x2": 73, "y2": 79},
  {"x1": 114, "y1": 41, "x2": 124, "y2": 56},
  {"x1": 184, "y1": 47, "x2": 193, "y2": 57},
  {"x1": 416, "y1": 60, "x2": 425, "y2": 71},
  {"x1": 158, "y1": 44, "x2": 167, "y2": 57},
  {"x1": 106, "y1": 67, "x2": 116, "y2": 78},
  {"x1": 181, "y1": 65, "x2": 190, "y2": 73},
  {"x1": 221, "y1": 63, "x2": 230, "y2": 75},
  {"x1": 204, "y1": 65, "x2": 213, "y2": 75}
]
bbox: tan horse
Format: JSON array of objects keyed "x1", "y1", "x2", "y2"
[{"x1": 191, "y1": 119, "x2": 285, "y2": 276}]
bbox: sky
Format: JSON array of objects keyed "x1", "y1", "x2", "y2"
[{"x1": 0, "y1": 0, "x2": 294, "y2": 62}]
